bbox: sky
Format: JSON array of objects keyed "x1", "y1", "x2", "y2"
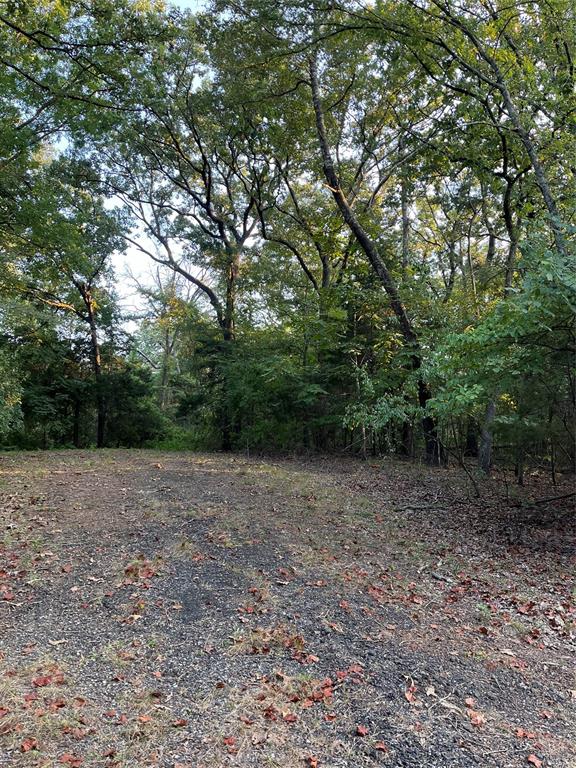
[{"x1": 171, "y1": 0, "x2": 204, "y2": 8}]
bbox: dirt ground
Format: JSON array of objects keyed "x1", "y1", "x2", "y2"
[{"x1": 0, "y1": 450, "x2": 574, "y2": 768}]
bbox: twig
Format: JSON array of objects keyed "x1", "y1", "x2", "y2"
[{"x1": 533, "y1": 492, "x2": 575, "y2": 505}]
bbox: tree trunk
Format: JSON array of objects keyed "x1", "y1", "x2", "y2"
[
  {"x1": 400, "y1": 421, "x2": 414, "y2": 459},
  {"x1": 479, "y1": 399, "x2": 496, "y2": 474},
  {"x1": 73, "y1": 397, "x2": 81, "y2": 448},
  {"x1": 159, "y1": 328, "x2": 171, "y2": 410},
  {"x1": 84, "y1": 289, "x2": 105, "y2": 448},
  {"x1": 417, "y1": 379, "x2": 446, "y2": 465},
  {"x1": 515, "y1": 447, "x2": 525, "y2": 486},
  {"x1": 216, "y1": 249, "x2": 240, "y2": 450},
  {"x1": 464, "y1": 418, "x2": 478, "y2": 456},
  {"x1": 309, "y1": 57, "x2": 444, "y2": 465},
  {"x1": 502, "y1": 178, "x2": 519, "y2": 292},
  {"x1": 223, "y1": 247, "x2": 240, "y2": 342},
  {"x1": 219, "y1": 337, "x2": 234, "y2": 452},
  {"x1": 400, "y1": 152, "x2": 410, "y2": 273}
]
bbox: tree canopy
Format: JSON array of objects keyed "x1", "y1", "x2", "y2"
[{"x1": 0, "y1": 0, "x2": 573, "y2": 477}]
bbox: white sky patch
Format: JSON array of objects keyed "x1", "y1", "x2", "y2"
[
  {"x1": 170, "y1": 0, "x2": 204, "y2": 9},
  {"x1": 111, "y1": 246, "x2": 152, "y2": 323}
]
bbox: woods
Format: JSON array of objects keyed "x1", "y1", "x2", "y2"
[
  {"x1": 1, "y1": 5, "x2": 575, "y2": 765},
  {"x1": 0, "y1": 0, "x2": 574, "y2": 473}
]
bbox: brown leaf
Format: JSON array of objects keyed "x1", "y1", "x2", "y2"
[
  {"x1": 468, "y1": 709, "x2": 486, "y2": 727},
  {"x1": 405, "y1": 683, "x2": 418, "y2": 704},
  {"x1": 32, "y1": 675, "x2": 52, "y2": 687},
  {"x1": 527, "y1": 756, "x2": 543, "y2": 768},
  {"x1": 356, "y1": 724, "x2": 369, "y2": 736},
  {"x1": 172, "y1": 719, "x2": 188, "y2": 727},
  {"x1": 23, "y1": 692, "x2": 37, "y2": 703},
  {"x1": 59, "y1": 754, "x2": 83, "y2": 767},
  {"x1": 375, "y1": 741, "x2": 388, "y2": 752},
  {"x1": 20, "y1": 738, "x2": 38, "y2": 753}
]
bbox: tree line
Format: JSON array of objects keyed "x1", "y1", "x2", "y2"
[{"x1": 0, "y1": 0, "x2": 574, "y2": 479}]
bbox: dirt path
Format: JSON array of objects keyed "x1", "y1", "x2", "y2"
[{"x1": 0, "y1": 451, "x2": 574, "y2": 767}]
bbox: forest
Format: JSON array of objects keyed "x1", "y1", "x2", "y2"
[
  {"x1": 1, "y1": 4, "x2": 575, "y2": 767},
  {"x1": 0, "y1": 0, "x2": 574, "y2": 470}
]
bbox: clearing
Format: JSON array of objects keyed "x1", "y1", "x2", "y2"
[{"x1": 0, "y1": 450, "x2": 574, "y2": 768}]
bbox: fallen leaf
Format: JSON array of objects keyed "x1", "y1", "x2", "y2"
[
  {"x1": 20, "y1": 737, "x2": 38, "y2": 753},
  {"x1": 172, "y1": 719, "x2": 188, "y2": 727},
  {"x1": 356, "y1": 724, "x2": 369, "y2": 736},
  {"x1": 59, "y1": 754, "x2": 83, "y2": 767},
  {"x1": 527, "y1": 756, "x2": 543, "y2": 768},
  {"x1": 32, "y1": 675, "x2": 52, "y2": 687},
  {"x1": 375, "y1": 741, "x2": 388, "y2": 752},
  {"x1": 405, "y1": 683, "x2": 418, "y2": 704},
  {"x1": 467, "y1": 709, "x2": 486, "y2": 727}
]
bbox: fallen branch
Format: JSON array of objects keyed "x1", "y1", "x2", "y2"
[{"x1": 533, "y1": 491, "x2": 575, "y2": 506}]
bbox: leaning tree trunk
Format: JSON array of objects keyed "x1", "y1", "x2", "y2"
[
  {"x1": 309, "y1": 56, "x2": 444, "y2": 465},
  {"x1": 479, "y1": 176, "x2": 520, "y2": 473}
]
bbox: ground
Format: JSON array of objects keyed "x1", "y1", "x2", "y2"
[{"x1": 0, "y1": 451, "x2": 574, "y2": 768}]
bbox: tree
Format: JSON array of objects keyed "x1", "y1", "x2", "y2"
[{"x1": 2, "y1": 164, "x2": 125, "y2": 446}]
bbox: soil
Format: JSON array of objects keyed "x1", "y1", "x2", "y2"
[{"x1": 0, "y1": 450, "x2": 574, "y2": 768}]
